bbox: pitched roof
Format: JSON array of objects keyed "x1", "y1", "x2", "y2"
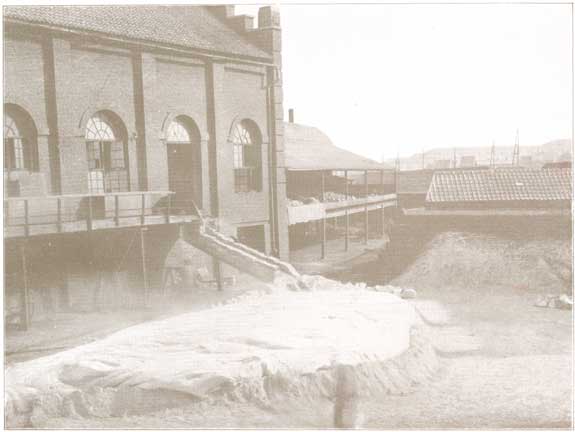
[
  {"x1": 426, "y1": 167, "x2": 572, "y2": 203},
  {"x1": 3, "y1": 6, "x2": 271, "y2": 61},
  {"x1": 284, "y1": 122, "x2": 385, "y2": 171},
  {"x1": 397, "y1": 170, "x2": 436, "y2": 194}
]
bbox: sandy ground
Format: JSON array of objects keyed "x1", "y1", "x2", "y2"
[
  {"x1": 5, "y1": 274, "x2": 268, "y2": 365},
  {"x1": 6, "y1": 281, "x2": 428, "y2": 429}
]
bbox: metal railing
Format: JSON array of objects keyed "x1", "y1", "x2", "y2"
[{"x1": 4, "y1": 191, "x2": 202, "y2": 237}]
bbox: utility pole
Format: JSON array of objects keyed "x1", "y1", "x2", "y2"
[
  {"x1": 490, "y1": 140, "x2": 496, "y2": 168},
  {"x1": 394, "y1": 153, "x2": 400, "y2": 194},
  {"x1": 512, "y1": 129, "x2": 520, "y2": 166},
  {"x1": 421, "y1": 149, "x2": 425, "y2": 169}
]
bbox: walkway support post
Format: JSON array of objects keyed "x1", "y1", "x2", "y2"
[
  {"x1": 214, "y1": 260, "x2": 223, "y2": 291},
  {"x1": 140, "y1": 227, "x2": 149, "y2": 307},
  {"x1": 19, "y1": 240, "x2": 31, "y2": 331}
]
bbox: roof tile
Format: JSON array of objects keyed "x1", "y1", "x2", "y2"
[
  {"x1": 4, "y1": 5, "x2": 271, "y2": 60},
  {"x1": 426, "y1": 167, "x2": 572, "y2": 203}
]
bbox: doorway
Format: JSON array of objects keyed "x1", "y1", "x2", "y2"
[{"x1": 167, "y1": 143, "x2": 202, "y2": 214}]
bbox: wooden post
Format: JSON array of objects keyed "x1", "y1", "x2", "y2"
[
  {"x1": 344, "y1": 209, "x2": 349, "y2": 252},
  {"x1": 4, "y1": 200, "x2": 9, "y2": 228},
  {"x1": 19, "y1": 240, "x2": 31, "y2": 331},
  {"x1": 140, "y1": 228, "x2": 149, "y2": 307},
  {"x1": 114, "y1": 195, "x2": 120, "y2": 227},
  {"x1": 57, "y1": 198, "x2": 62, "y2": 233},
  {"x1": 344, "y1": 170, "x2": 349, "y2": 252},
  {"x1": 320, "y1": 170, "x2": 327, "y2": 259},
  {"x1": 381, "y1": 204, "x2": 385, "y2": 238},
  {"x1": 24, "y1": 199, "x2": 29, "y2": 237},
  {"x1": 364, "y1": 170, "x2": 369, "y2": 244},
  {"x1": 213, "y1": 259, "x2": 223, "y2": 291},
  {"x1": 321, "y1": 170, "x2": 326, "y2": 202},
  {"x1": 87, "y1": 196, "x2": 93, "y2": 231},
  {"x1": 320, "y1": 217, "x2": 326, "y2": 259},
  {"x1": 140, "y1": 193, "x2": 146, "y2": 225},
  {"x1": 165, "y1": 194, "x2": 171, "y2": 224}
]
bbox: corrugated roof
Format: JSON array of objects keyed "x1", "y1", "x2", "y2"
[
  {"x1": 3, "y1": 5, "x2": 271, "y2": 60},
  {"x1": 284, "y1": 122, "x2": 385, "y2": 171},
  {"x1": 426, "y1": 167, "x2": 572, "y2": 203}
]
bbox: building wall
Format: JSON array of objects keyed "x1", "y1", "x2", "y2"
[
  {"x1": 4, "y1": 23, "x2": 281, "y2": 249},
  {"x1": 4, "y1": 8, "x2": 292, "y2": 325}
]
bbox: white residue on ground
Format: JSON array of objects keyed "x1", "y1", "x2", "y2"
[{"x1": 6, "y1": 278, "x2": 424, "y2": 427}]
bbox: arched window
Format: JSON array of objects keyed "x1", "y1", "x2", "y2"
[
  {"x1": 85, "y1": 112, "x2": 129, "y2": 193},
  {"x1": 230, "y1": 120, "x2": 262, "y2": 192},
  {"x1": 167, "y1": 119, "x2": 193, "y2": 143},
  {"x1": 4, "y1": 107, "x2": 38, "y2": 172}
]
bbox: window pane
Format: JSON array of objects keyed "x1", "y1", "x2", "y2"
[
  {"x1": 13, "y1": 138, "x2": 24, "y2": 169},
  {"x1": 4, "y1": 138, "x2": 15, "y2": 170},
  {"x1": 167, "y1": 120, "x2": 192, "y2": 143},
  {"x1": 85, "y1": 115, "x2": 116, "y2": 140},
  {"x1": 109, "y1": 141, "x2": 125, "y2": 169}
]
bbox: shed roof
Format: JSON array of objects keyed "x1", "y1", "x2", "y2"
[
  {"x1": 397, "y1": 170, "x2": 436, "y2": 194},
  {"x1": 284, "y1": 122, "x2": 386, "y2": 171},
  {"x1": 426, "y1": 167, "x2": 572, "y2": 203},
  {"x1": 3, "y1": 6, "x2": 271, "y2": 61}
]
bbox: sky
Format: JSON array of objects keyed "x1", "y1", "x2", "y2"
[{"x1": 237, "y1": 3, "x2": 573, "y2": 161}]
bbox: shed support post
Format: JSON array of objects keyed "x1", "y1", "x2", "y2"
[
  {"x1": 321, "y1": 217, "x2": 326, "y2": 259},
  {"x1": 381, "y1": 205, "x2": 385, "y2": 238},
  {"x1": 344, "y1": 209, "x2": 349, "y2": 252},
  {"x1": 321, "y1": 170, "x2": 325, "y2": 202},
  {"x1": 364, "y1": 170, "x2": 369, "y2": 244},
  {"x1": 19, "y1": 240, "x2": 31, "y2": 331},
  {"x1": 344, "y1": 170, "x2": 349, "y2": 251}
]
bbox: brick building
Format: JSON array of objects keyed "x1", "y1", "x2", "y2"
[{"x1": 3, "y1": 5, "x2": 289, "y2": 328}]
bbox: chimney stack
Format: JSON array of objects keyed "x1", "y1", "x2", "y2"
[{"x1": 288, "y1": 108, "x2": 294, "y2": 123}]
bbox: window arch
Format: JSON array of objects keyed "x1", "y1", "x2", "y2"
[
  {"x1": 230, "y1": 120, "x2": 262, "y2": 192},
  {"x1": 166, "y1": 116, "x2": 200, "y2": 144},
  {"x1": 84, "y1": 111, "x2": 129, "y2": 194},
  {"x1": 4, "y1": 105, "x2": 38, "y2": 172}
]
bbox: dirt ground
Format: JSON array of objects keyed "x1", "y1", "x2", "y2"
[
  {"x1": 357, "y1": 229, "x2": 573, "y2": 429},
  {"x1": 6, "y1": 228, "x2": 573, "y2": 429}
]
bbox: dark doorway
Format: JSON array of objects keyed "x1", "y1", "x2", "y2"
[
  {"x1": 167, "y1": 144, "x2": 202, "y2": 215},
  {"x1": 237, "y1": 225, "x2": 266, "y2": 253}
]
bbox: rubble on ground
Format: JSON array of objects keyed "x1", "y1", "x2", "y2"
[{"x1": 534, "y1": 294, "x2": 573, "y2": 310}]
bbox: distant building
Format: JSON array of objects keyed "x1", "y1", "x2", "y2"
[
  {"x1": 425, "y1": 167, "x2": 572, "y2": 211},
  {"x1": 434, "y1": 159, "x2": 451, "y2": 169},
  {"x1": 459, "y1": 155, "x2": 477, "y2": 168}
]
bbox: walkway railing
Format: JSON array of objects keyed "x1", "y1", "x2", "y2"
[{"x1": 4, "y1": 191, "x2": 199, "y2": 238}]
